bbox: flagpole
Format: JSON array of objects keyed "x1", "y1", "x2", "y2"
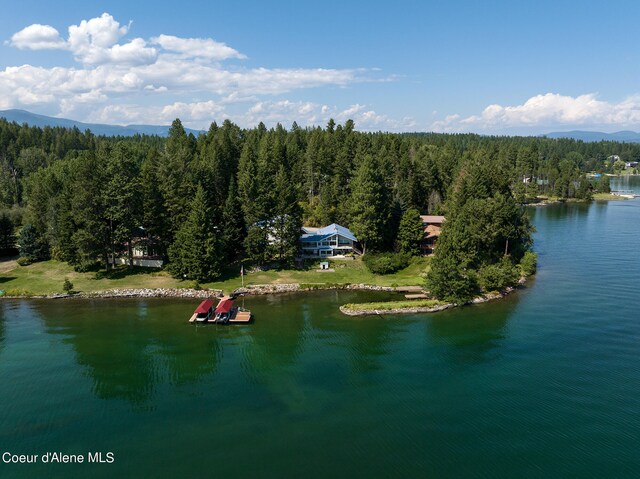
[{"x1": 241, "y1": 263, "x2": 244, "y2": 288}]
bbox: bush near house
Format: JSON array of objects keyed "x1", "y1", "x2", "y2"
[{"x1": 363, "y1": 252, "x2": 411, "y2": 275}]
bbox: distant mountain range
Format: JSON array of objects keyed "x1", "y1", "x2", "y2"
[
  {"x1": 543, "y1": 130, "x2": 640, "y2": 143},
  {"x1": 4, "y1": 109, "x2": 640, "y2": 143},
  {"x1": 0, "y1": 109, "x2": 205, "y2": 137}
]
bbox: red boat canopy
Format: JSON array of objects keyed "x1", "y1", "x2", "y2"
[
  {"x1": 215, "y1": 298, "x2": 234, "y2": 314},
  {"x1": 194, "y1": 300, "x2": 214, "y2": 314}
]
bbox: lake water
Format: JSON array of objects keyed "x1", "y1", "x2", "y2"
[{"x1": 1, "y1": 178, "x2": 640, "y2": 478}]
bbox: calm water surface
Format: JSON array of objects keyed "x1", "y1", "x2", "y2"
[{"x1": 1, "y1": 179, "x2": 640, "y2": 478}]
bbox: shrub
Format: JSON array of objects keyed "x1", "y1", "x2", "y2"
[
  {"x1": 477, "y1": 257, "x2": 519, "y2": 292},
  {"x1": 16, "y1": 256, "x2": 32, "y2": 266},
  {"x1": 363, "y1": 252, "x2": 411, "y2": 275},
  {"x1": 17, "y1": 224, "x2": 49, "y2": 263},
  {"x1": 519, "y1": 251, "x2": 538, "y2": 276},
  {"x1": 62, "y1": 278, "x2": 74, "y2": 293}
]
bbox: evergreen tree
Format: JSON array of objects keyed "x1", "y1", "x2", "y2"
[
  {"x1": 158, "y1": 119, "x2": 195, "y2": 239},
  {"x1": 396, "y1": 208, "x2": 424, "y2": 255},
  {"x1": 0, "y1": 213, "x2": 14, "y2": 253},
  {"x1": 17, "y1": 224, "x2": 48, "y2": 262},
  {"x1": 244, "y1": 224, "x2": 269, "y2": 265},
  {"x1": 221, "y1": 177, "x2": 245, "y2": 262},
  {"x1": 270, "y1": 166, "x2": 302, "y2": 264},
  {"x1": 70, "y1": 153, "x2": 110, "y2": 271},
  {"x1": 168, "y1": 185, "x2": 222, "y2": 282},
  {"x1": 348, "y1": 154, "x2": 389, "y2": 253},
  {"x1": 104, "y1": 143, "x2": 142, "y2": 266},
  {"x1": 140, "y1": 148, "x2": 169, "y2": 255},
  {"x1": 426, "y1": 152, "x2": 533, "y2": 303}
]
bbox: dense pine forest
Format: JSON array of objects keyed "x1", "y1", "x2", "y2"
[{"x1": 1, "y1": 117, "x2": 637, "y2": 300}]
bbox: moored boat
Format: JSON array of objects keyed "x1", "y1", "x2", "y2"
[
  {"x1": 188, "y1": 299, "x2": 215, "y2": 323},
  {"x1": 214, "y1": 296, "x2": 235, "y2": 324}
]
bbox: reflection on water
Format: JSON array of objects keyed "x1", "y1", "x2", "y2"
[
  {"x1": 425, "y1": 297, "x2": 516, "y2": 367},
  {"x1": 0, "y1": 304, "x2": 5, "y2": 350},
  {"x1": 611, "y1": 175, "x2": 640, "y2": 194},
  {"x1": 34, "y1": 300, "x2": 223, "y2": 406}
]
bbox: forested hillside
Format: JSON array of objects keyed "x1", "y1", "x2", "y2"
[{"x1": 0, "y1": 117, "x2": 634, "y2": 290}]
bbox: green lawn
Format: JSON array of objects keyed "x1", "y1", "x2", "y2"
[
  {"x1": 0, "y1": 256, "x2": 431, "y2": 296},
  {"x1": 593, "y1": 192, "x2": 629, "y2": 201},
  {"x1": 342, "y1": 298, "x2": 444, "y2": 311},
  {"x1": 0, "y1": 259, "x2": 180, "y2": 295}
]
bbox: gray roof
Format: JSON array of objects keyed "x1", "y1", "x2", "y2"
[{"x1": 300, "y1": 223, "x2": 358, "y2": 243}]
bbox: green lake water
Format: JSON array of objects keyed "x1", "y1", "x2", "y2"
[{"x1": 2, "y1": 178, "x2": 640, "y2": 478}]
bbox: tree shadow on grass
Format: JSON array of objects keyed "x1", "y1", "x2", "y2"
[
  {"x1": 94, "y1": 266, "x2": 161, "y2": 280},
  {"x1": 0, "y1": 277, "x2": 17, "y2": 284}
]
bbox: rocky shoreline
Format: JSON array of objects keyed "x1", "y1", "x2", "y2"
[
  {"x1": 232, "y1": 283, "x2": 415, "y2": 296},
  {"x1": 339, "y1": 281, "x2": 524, "y2": 316},
  {"x1": 1, "y1": 283, "x2": 424, "y2": 300},
  {"x1": 2, "y1": 288, "x2": 223, "y2": 300}
]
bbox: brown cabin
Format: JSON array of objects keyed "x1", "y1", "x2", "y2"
[{"x1": 419, "y1": 215, "x2": 445, "y2": 255}]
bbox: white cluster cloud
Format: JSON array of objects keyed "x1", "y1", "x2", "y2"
[
  {"x1": 151, "y1": 34, "x2": 245, "y2": 60},
  {"x1": 9, "y1": 24, "x2": 66, "y2": 50},
  {"x1": 432, "y1": 93, "x2": 640, "y2": 133},
  {"x1": 9, "y1": 13, "x2": 156, "y2": 65},
  {"x1": 2, "y1": 12, "x2": 395, "y2": 129}
]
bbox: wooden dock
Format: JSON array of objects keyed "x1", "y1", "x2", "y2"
[
  {"x1": 229, "y1": 311, "x2": 252, "y2": 323},
  {"x1": 405, "y1": 293, "x2": 429, "y2": 299}
]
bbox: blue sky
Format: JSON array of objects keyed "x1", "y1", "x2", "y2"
[{"x1": 1, "y1": 0, "x2": 640, "y2": 133}]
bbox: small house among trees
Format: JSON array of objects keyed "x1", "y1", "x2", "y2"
[{"x1": 419, "y1": 215, "x2": 445, "y2": 255}]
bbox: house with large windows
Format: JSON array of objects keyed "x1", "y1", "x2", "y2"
[{"x1": 300, "y1": 223, "x2": 360, "y2": 258}]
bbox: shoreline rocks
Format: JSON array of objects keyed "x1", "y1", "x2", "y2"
[
  {"x1": 2, "y1": 288, "x2": 223, "y2": 300},
  {"x1": 339, "y1": 281, "x2": 525, "y2": 316}
]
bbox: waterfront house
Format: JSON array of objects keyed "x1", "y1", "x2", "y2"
[
  {"x1": 419, "y1": 215, "x2": 445, "y2": 255},
  {"x1": 300, "y1": 223, "x2": 360, "y2": 258},
  {"x1": 108, "y1": 227, "x2": 164, "y2": 268}
]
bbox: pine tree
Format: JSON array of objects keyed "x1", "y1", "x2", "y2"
[
  {"x1": 426, "y1": 152, "x2": 533, "y2": 303},
  {"x1": 396, "y1": 208, "x2": 424, "y2": 255},
  {"x1": 0, "y1": 213, "x2": 14, "y2": 252},
  {"x1": 270, "y1": 166, "x2": 302, "y2": 264},
  {"x1": 221, "y1": 177, "x2": 245, "y2": 262},
  {"x1": 17, "y1": 224, "x2": 48, "y2": 261},
  {"x1": 244, "y1": 224, "x2": 269, "y2": 265},
  {"x1": 158, "y1": 119, "x2": 195, "y2": 239},
  {"x1": 168, "y1": 185, "x2": 222, "y2": 282},
  {"x1": 348, "y1": 154, "x2": 389, "y2": 253},
  {"x1": 104, "y1": 143, "x2": 142, "y2": 267},
  {"x1": 70, "y1": 152, "x2": 110, "y2": 271},
  {"x1": 140, "y1": 148, "x2": 169, "y2": 255}
]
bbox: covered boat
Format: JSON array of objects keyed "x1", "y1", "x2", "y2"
[
  {"x1": 189, "y1": 299, "x2": 215, "y2": 323},
  {"x1": 214, "y1": 297, "x2": 235, "y2": 324}
]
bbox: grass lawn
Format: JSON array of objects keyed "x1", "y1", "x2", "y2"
[
  {"x1": 206, "y1": 257, "x2": 430, "y2": 292},
  {"x1": 593, "y1": 193, "x2": 629, "y2": 201},
  {"x1": 0, "y1": 259, "x2": 180, "y2": 295},
  {"x1": 0, "y1": 256, "x2": 430, "y2": 296},
  {"x1": 342, "y1": 298, "x2": 444, "y2": 311}
]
